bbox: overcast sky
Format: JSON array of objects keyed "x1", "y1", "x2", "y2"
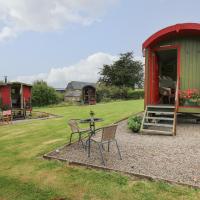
[{"x1": 0, "y1": 0, "x2": 200, "y2": 87}]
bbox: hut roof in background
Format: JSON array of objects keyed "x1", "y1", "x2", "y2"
[
  {"x1": 66, "y1": 81, "x2": 96, "y2": 90},
  {"x1": 0, "y1": 82, "x2": 32, "y2": 87}
]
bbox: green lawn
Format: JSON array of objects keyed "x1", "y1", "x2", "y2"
[{"x1": 0, "y1": 100, "x2": 199, "y2": 200}]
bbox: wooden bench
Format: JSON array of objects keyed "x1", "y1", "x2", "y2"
[{"x1": 2, "y1": 110, "x2": 12, "y2": 124}]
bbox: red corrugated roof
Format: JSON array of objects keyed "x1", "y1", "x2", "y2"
[{"x1": 142, "y1": 23, "x2": 200, "y2": 49}]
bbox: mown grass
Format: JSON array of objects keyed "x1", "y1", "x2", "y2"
[{"x1": 0, "y1": 100, "x2": 200, "y2": 200}]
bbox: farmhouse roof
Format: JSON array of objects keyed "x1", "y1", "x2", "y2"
[{"x1": 66, "y1": 81, "x2": 96, "y2": 90}]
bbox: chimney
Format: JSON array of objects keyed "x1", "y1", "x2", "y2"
[{"x1": 4, "y1": 76, "x2": 7, "y2": 83}]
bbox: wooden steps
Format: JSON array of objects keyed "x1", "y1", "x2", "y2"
[{"x1": 141, "y1": 105, "x2": 177, "y2": 136}]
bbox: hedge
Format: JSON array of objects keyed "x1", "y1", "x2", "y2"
[{"x1": 96, "y1": 85, "x2": 144, "y2": 102}]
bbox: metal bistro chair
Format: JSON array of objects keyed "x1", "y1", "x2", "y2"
[
  {"x1": 68, "y1": 119, "x2": 90, "y2": 146},
  {"x1": 90, "y1": 124, "x2": 122, "y2": 165}
]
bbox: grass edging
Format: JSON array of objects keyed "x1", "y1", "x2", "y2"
[
  {"x1": 11, "y1": 111, "x2": 63, "y2": 125},
  {"x1": 43, "y1": 152, "x2": 200, "y2": 190}
]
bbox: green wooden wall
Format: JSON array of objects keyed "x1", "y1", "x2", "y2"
[
  {"x1": 153, "y1": 36, "x2": 200, "y2": 91},
  {"x1": 180, "y1": 38, "x2": 200, "y2": 90}
]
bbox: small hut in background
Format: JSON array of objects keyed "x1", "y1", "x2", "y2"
[
  {"x1": 65, "y1": 81, "x2": 96, "y2": 105},
  {"x1": 0, "y1": 82, "x2": 32, "y2": 118}
]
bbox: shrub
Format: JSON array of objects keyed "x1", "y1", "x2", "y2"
[
  {"x1": 128, "y1": 116, "x2": 142, "y2": 133},
  {"x1": 96, "y1": 84, "x2": 144, "y2": 102},
  {"x1": 32, "y1": 81, "x2": 63, "y2": 107},
  {"x1": 127, "y1": 89, "x2": 144, "y2": 99},
  {"x1": 101, "y1": 97, "x2": 112, "y2": 103},
  {"x1": 55, "y1": 92, "x2": 65, "y2": 102}
]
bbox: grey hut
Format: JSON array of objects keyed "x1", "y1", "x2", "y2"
[{"x1": 65, "y1": 81, "x2": 96, "y2": 104}]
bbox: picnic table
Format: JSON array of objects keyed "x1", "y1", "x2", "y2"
[{"x1": 79, "y1": 117, "x2": 103, "y2": 157}]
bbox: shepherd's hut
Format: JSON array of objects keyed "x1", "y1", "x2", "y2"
[{"x1": 141, "y1": 23, "x2": 200, "y2": 135}]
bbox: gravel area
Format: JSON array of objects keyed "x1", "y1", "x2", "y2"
[{"x1": 47, "y1": 120, "x2": 200, "y2": 187}]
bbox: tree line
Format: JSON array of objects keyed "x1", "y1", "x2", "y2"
[{"x1": 32, "y1": 52, "x2": 144, "y2": 106}]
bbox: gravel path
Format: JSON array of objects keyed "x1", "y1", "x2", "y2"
[{"x1": 47, "y1": 120, "x2": 200, "y2": 187}]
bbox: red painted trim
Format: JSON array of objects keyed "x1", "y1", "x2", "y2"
[
  {"x1": 153, "y1": 45, "x2": 179, "y2": 51},
  {"x1": 144, "y1": 51, "x2": 148, "y2": 108},
  {"x1": 149, "y1": 49, "x2": 153, "y2": 104},
  {"x1": 143, "y1": 23, "x2": 200, "y2": 49},
  {"x1": 154, "y1": 54, "x2": 159, "y2": 104},
  {"x1": 147, "y1": 45, "x2": 181, "y2": 105},
  {"x1": 151, "y1": 52, "x2": 159, "y2": 104}
]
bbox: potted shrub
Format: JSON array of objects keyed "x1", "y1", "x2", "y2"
[
  {"x1": 2, "y1": 104, "x2": 10, "y2": 111},
  {"x1": 128, "y1": 115, "x2": 142, "y2": 133},
  {"x1": 89, "y1": 110, "x2": 95, "y2": 118}
]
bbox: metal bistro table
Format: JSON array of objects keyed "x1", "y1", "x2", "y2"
[{"x1": 79, "y1": 117, "x2": 103, "y2": 157}]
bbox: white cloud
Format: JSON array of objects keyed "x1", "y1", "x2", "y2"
[
  {"x1": 134, "y1": 56, "x2": 144, "y2": 64},
  {"x1": 0, "y1": 0, "x2": 118, "y2": 41},
  {"x1": 0, "y1": 27, "x2": 17, "y2": 41},
  {"x1": 14, "y1": 52, "x2": 144, "y2": 88},
  {"x1": 14, "y1": 52, "x2": 117, "y2": 88}
]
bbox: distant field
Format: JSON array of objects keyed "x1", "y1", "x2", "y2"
[{"x1": 0, "y1": 100, "x2": 200, "y2": 200}]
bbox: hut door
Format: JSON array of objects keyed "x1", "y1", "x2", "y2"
[{"x1": 152, "y1": 53, "x2": 159, "y2": 104}]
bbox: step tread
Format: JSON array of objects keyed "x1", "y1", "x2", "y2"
[
  {"x1": 147, "y1": 111, "x2": 175, "y2": 115},
  {"x1": 144, "y1": 122, "x2": 173, "y2": 128},
  {"x1": 141, "y1": 129, "x2": 173, "y2": 135},
  {"x1": 145, "y1": 117, "x2": 174, "y2": 121},
  {"x1": 147, "y1": 104, "x2": 175, "y2": 109}
]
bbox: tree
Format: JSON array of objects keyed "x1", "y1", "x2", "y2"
[
  {"x1": 32, "y1": 80, "x2": 61, "y2": 106},
  {"x1": 99, "y1": 52, "x2": 144, "y2": 88}
]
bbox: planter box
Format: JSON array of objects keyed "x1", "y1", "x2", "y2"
[{"x1": 182, "y1": 99, "x2": 198, "y2": 106}]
